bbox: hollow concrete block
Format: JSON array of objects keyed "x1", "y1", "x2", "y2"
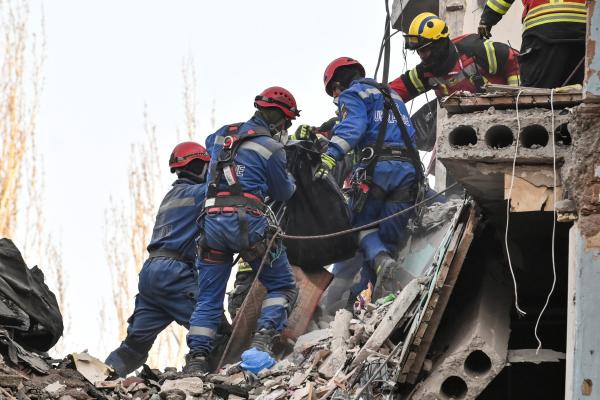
[
  {"x1": 437, "y1": 107, "x2": 573, "y2": 164},
  {"x1": 410, "y1": 262, "x2": 511, "y2": 400}
]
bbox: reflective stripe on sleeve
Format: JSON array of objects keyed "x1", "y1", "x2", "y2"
[
  {"x1": 526, "y1": 2, "x2": 587, "y2": 19},
  {"x1": 188, "y1": 326, "x2": 216, "y2": 338},
  {"x1": 158, "y1": 197, "x2": 195, "y2": 213},
  {"x1": 507, "y1": 75, "x2": 520, "y2": 86},
  {"x1": 408, "y1": 68, "x2": 425, "y2": 93},
  {"x1": 523, "y1": 12, "x2": 587, "y2": 30},
  {"x1": 484, "y1": 40, "x2": 498, "y2": 75},
  {"x1": 261, "y1": 297, "x2": 288, "y2": 309},
  {"x1": 239, "y1": 141, "x2": 275, "y2": 160},
  {"x1": 486, "y1": 0, "x2": 512, "y2": 15},
  {"x1": 358, "y1": 228, "x2": 378, "y2": 242},
  {"x1": 330, "y1": 136, "x2": 352, "y2": 154}
]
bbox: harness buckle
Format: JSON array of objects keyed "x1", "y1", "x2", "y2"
[
  {"x1": 360, "y1": 147, "x2": 375, "y2": 162},
  {"x1": 223, "y1": 135, "x2": 238, "y2": 149}
]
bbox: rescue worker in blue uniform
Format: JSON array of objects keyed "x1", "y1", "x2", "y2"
[
  {"x1": 105, "y1": 142, "x2": 216, "y2": 377},
  {"x1": 184, "y1": 87, "x2": 300, "y2": 374},
  {"x1": 315, "y1": 57, "x2": 420, "y2": 305}
]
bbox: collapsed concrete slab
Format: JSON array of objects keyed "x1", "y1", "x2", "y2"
[
  {"x1": 437, "y1": 107, "x2": 574, "y2": 210},
  {"x1": 410, "y1": 259, "x2": 511, "y2": 400}
]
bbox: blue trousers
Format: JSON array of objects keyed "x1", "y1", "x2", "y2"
[
  {"x1": 350, "y1": 160, "x2": 417, "y2": 297},
  {"x1": 105, "y1": 257, "x2": 197, "y2": 376},
  {"x1": 187, "y1": 213, "x2": 296, "y2": 356}
]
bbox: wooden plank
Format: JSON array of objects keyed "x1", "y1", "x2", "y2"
[
  {"x1": 441, "y1": 93, "x2": 582, "y2": 113},
  {"x1": 220, "y1": 266, "x2": 332, "y2": 365},
  {"x1": 351, "y1": 279, "x2": 421, "y2": 368},
  {"x1": 485, "y1": 83, "x2": 582, "y2": 94},
  {"x1": 405, "y1": 207, "x2": 480, "y2": 384},
  {"x1": 283, "y1": 267, "x2": 333, "y2": 340},
  {"x1": 220, "y1": 278, "x2": 267, "y2": 366}
]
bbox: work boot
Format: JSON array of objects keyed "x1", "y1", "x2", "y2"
[
  {"x1": 372, "y1": 252, "x2": 398, "y2": 300},
  {"x1": 183, "y1": 352, "x2": 209, "y2": 375},
  {"x1": 240, "y1": 328, "x2": 279, "y2": 374},
  {"x1": 249, "y1": 327, "x2": 279, "y2": 354}
]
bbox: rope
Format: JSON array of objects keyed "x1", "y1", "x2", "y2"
[
  {"x1": 534, "y1": 88, "x2": 558, "y2": 353},
  {"x1": 505, "y1": 90, "x2": 527, "y2": 317},
  {"x1": 278, "y1": 183, "x2": 458, "y2": 241}
]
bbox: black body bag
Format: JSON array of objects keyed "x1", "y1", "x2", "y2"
[
  {"x1": 0, "y1": 239, "x2": 63, "y2": 351},
  {"x1": 279, "y1": 141, "x2": 358, "y2": 270}
]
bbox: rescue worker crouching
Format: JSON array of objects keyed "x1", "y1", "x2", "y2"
[
  {"x1": 478, "y1": 0, "x2": 586, "y2": 88},
  {"x1": 315, "y1": 57, "x2": 421, "y2": 307},
  {"x1": 105, "y1": 142, "x2": 227, "y2": 377},
  {"x1": 391, "y1": 12, "x2": 520, "y2": 101},
  {"x1": 184, "y1": 87, "x2": 300, "y2": 374}
]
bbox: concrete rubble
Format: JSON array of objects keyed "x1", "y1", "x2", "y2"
[{"x1": 0, "y1": 200, "x2": 483, "y2": 399}]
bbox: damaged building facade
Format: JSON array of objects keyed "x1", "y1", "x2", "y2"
[{"x1": 392, "y1": 0, "x2": 600, "y2": 398}]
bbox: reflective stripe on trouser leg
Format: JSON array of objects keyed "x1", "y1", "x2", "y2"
[
  {"x1": 261, "y1": 297, "x2": 288, "y2": 309},
  {"x1": 187, "y1": 258, "x2": 233, "y2": 355},
  {"x1": 253, "y1": 249, "x2": 297, "y2": 332},
  {"x1": 188, "y1": 326, "x2": 217, "y2": 338}
]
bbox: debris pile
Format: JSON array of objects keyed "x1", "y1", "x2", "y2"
[
  {"x1": 0, "y1": 200, "x2": 480, "y2": 399},
  {"x1": 0, "y1": 289, "x2": 421, "y2": 399}
]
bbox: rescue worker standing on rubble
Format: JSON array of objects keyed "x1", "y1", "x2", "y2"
[
  {"x1": 315, "y1": 57, "x2": 420, "y2": 307},
  {"x1": 184, "y1": 87, "x2": 299, "y2": 374},
  {"x1": 478, "y1": 0, "x2": 586, "y2": 88},
  {"x1": 105, "y1": 142, "x2": 221, "y2": 377},
  {"x1": 390, "y1": 13, "x2": 520, "y2": 101}
]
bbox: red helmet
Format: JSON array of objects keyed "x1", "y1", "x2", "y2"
[
  {"x1": 169, "y1": 142, "x2": 210, "y2": 173},
  {"x1": 323, "y1": 57, "x2": 365, "y2": 96},
  {"x1": 254, "y1": 86, "x2": 300, "y2": 119}
]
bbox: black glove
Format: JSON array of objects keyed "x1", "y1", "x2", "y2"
[{"x1": 478, "y1": 21, "x2": 492, "y2": 39}]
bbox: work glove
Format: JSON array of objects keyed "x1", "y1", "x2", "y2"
[
  {"x1": 291, "y1": 124, "x2": 315, "y2": 141},
  {"x1": 314, "y1": 153, "x2": 336, "y2": 180},
  {"x1": 478, "y1": 21, "x2": 492, "y2": 39}
]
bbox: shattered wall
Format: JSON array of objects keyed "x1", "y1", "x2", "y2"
[{"x1": 562, "y1": 109, "x2": 600, "y2": 247}]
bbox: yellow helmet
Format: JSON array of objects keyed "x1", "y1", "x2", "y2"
[{"x1": 405, "y1": 12, "x2": 449, "y2": 50}]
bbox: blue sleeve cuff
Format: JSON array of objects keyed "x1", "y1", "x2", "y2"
[{"x1": 326, "y1": 145, "x2": 345, "y2": 161}]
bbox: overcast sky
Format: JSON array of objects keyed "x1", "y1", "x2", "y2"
[{"x1": 24, "y1": 0, "x2": 425, "y2": 356}]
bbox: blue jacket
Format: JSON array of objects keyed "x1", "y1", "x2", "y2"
[
  {"x1": 205, "y1": 115, "x2": 296, "y2": 202},
  {"x1": 326, "y1": 78, "x2": 417, "y2": 161},
  {"x1": 147, "y1": 177, "x2": 206, "y2": 262}
]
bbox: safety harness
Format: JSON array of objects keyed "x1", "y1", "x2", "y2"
[
  {"x1": 199, "y1": 123, "x2": 276, "y2": 264},
  {"x1": 351, "y1": 81, "x2": 426, "y2": 213}
]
